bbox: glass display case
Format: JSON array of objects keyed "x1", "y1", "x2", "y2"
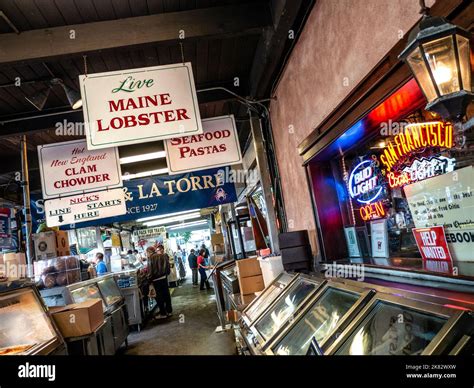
[
  {"x1": 251, "y1": 276, "x2": 325, "y2": 346},
  {"x1": 268, "y1": 283, "x2": 374, "y2": 355},
  {"x1": 0, "y1": 285, "x2": 65, "y2": 355},
  {"x1": 97, "y1": 276, "x2": 123, "y2": 307},
  {"x1": 242, "y1": 272, "x2": 296, "y2": 327},
  {"x1": 34, "y1": 256, "x2": 81, "y2": 289},
  {"x1": 326, "y1": 293, "x2": 468, "y2": 355}
]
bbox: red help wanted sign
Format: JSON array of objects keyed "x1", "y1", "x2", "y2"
[
  {"x1": 412, "y1": 226, "x2": 454, "y2": 274},
  {"x1": 164, "y1": 115, "x2": 242, "y2": 174},
  {"x1": 38, "y1": 139, "x2": 122, "y2": 199},
  {"x1": 79, "y1": 63, "x2": 203, "y2": 150}
]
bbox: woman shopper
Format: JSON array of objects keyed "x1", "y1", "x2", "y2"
[
  {"x1": 197, "y1": 248, "x2": 212, "y2": 291},
  {"x1": 147, "y1": 245, "x2": 173, "y2": 319}
]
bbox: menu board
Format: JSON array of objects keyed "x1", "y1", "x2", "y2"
[
  {"x1": 335, "y1": 301, "x2": 446, "y2": 355},
  {"x1": 404, "y1": 166, "x2": 474, "y2": 262},
  {"x1": 370, "y1": 219, "x2": 389, "y2": 258}
]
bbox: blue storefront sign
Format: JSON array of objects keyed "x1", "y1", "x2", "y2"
[{"x1": 31, "y1": 167, "x2": 237, "y2": 231}]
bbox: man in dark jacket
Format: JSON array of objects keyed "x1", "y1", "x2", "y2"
[
  {"x1": 187, "y1": 249, "x2": 198, "y2": 286},
  {"x1": 147, "y1": 245, "x2": 172, "y2": 319}
]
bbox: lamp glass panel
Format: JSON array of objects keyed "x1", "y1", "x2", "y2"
[
  {"x1": 423, "y1": 36, "x2": 460, "y2": 96},
  {"x1": 407, "y1": 47, "x2": 438, "y2": 102},
  {"x1": 456, "y1": 35, "x2": 472, "y2": 92}
]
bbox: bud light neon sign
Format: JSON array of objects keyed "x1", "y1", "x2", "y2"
[{"x1": 348, "y1": 159, "x2": 383, "y2": 204}]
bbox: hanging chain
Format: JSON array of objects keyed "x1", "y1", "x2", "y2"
[
  {"x1": 179, "y1": 41, "x2": 185, "y2": 64},
  {"x1": 83, "y1": 55, "x2": 88, "y2": 77},
  {"x1": 419, "y1": 0, "x2": 429, "y2": 16}
]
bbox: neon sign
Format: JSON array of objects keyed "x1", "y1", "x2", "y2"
[
  {"x1": 349, "y1": 160, "x2": 382, "y2": 204},
  {"x1": 380, "y1": 122, "x2": 453, "y2": 170},
  {"x1": 387, "y1": 156, "x2": 456, "y2": 188},
  {"x1": 359, "y1": 201, "x2": 385, "y2": 221}
]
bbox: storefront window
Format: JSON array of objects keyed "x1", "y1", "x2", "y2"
[{"x1": 309, "y1": 103, "x2": 474, "y2": 278}]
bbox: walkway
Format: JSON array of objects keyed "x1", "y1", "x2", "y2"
[{"x1": 122, "y1": 275, "x2": 236, "y2": 355}]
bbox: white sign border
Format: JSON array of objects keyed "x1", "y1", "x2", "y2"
[
  {"x1": 38, "y1": 139, "x2": 123, "y2": 199},
  {"x1": 80, "y1": 62, "x2": 203, "y2": 150},
  {"x1": 164, "y1": 114, "x2": 242, "y2": 174}
]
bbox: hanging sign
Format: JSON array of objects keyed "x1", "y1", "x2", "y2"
[
  {"x1": 32, "y1": 167, "x2": 237, "y2": 231},
  {"x1": 380, "y1": 121, "x2": 453, "y2": 170},
  {"x1": 134, "y1": 227, "x2": 167, "y2": 239},
  {"x1": 165, "y1": 115, "x2": 242, "y2": 174},
  {"x1": 44, "y1": 188, "x2": 126, "y2": 227},
  {"x1": 412, "y1": 226, "x2": 453, "y2": 274},
  {"x1": 37, "y1": 139, "x2": 122, "y2": 199},
  {"x1": 348, "y1": 159, "x2": 383, "y2": 204},
  {"x1": 404, "y1": 166, "x2": 474, "y2": 263},
  {"x1": 79, "y1": 63, "x2": 203, "y2": 150},
  {"x1": 387, "y1": 156, "x2": 455, "y2": 188}
]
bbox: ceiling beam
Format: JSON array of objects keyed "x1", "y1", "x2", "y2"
[
  {"x1": 249, "y1": 0, "x2": 313, "y2": 99},
  {"x1": 0, "y1": 3, "x2": 271, "y2": 66}
]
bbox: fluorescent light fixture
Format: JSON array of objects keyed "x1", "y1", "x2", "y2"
[
  {"x1": 137, "y1": 208, "x2": 201, "y2": 223},
  {"x1": 120, "y1": 151, "x2": 167, "y2": 165},
  {"x1": 122, "y1": 168, "x2": 169, "y2": 180},
  {"x1": 167, "y1": 220, "x2": 208, "y2": 230},
  {"x1": 144, "y1": 212, "x2": 201, "y2": 227}
]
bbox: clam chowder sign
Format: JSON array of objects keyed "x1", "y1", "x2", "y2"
[
  {"x1": 38, "y1": 139, "x2": 122, "y2": 199},
  {"x1": 79, "y1": 63, "x2": 203, "y2": 150}
]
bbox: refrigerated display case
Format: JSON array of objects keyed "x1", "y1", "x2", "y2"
[
  {"x1": 325, "y1": 293, "x2": 473, "y2": 355},
  {"x1": 0, "y1": 283, "x2": 66, "y2": 355},
  {"x1": 249, "y1": 275, "x2": 326, "y2": 348},
  {"x1": 114, "y1": 269, "x2": 144, "y2": 329},
  {"x1": 242, "y1": 272, "x2": 296, "y2": 327},
  {"x1": 65, "y1": 275, "x2": 128, "y2": 354},
  {"x1": 266, "y1": 282, "x2": 375, "y2": 355}
]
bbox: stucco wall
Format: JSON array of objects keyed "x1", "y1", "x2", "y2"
[{"x1": 269, "y1": 0, "x2": 435, "y2": 255}]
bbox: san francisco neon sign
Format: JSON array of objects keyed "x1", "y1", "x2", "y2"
[{"x1": 380, "y1": 122, "x2": 453, "y2": 170}]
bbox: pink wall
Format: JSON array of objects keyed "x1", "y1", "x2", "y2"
[{"x1": 269, "y1": 0, "x2": 434, "y2": 255}]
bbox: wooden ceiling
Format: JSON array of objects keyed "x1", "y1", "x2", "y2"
[{"x1": 0, "y1": 0, "x2": 314, "y2": 200}]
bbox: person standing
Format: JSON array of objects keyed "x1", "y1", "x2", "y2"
[
  {"x1": 187, "y1": 249, "x2": 198, "y2": 286},
  {"x1": 147, "y1": 245, "x2": 173, "y2": 319},
  {"x1": 197, "y1": 248, "x2": 212, "y2": 291},
  {"x1": 95, "y1": 252, "x2": 108, "y2": 275}
]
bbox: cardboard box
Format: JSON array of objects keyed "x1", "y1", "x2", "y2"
[
  {"x1": 50, "y1": 299, "x2": 104, "y2": 338},
  {"x1": 238, "y1": 274, "x2": 264, "y2": 295},
  {"x1": 236, "y1": 257, "x2": 262, "y2": 278},
  {"x1": 32, "y1": 231, "x2": 57, "y2": 259},
  {"x1": 211, "y1": 233, "x2": 225, "y2": 245},
  {"x1": 225, "y1": 310, "x2": 240, "y2": 323},
  {"x1": 240, "y1": 293, "x2": 257, "y2": 305},
  {"x1": 55, "y1": 231, "x2": 70, "y2": 257}
]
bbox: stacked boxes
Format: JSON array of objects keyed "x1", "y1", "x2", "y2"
[
  {"x1": 279, "y1": 230, "x2": 313, "y2": 272},
  {"x1": 236, "y1": 258, "x2": 265, "y2": 305}
]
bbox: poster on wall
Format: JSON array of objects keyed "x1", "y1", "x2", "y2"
[
  {"x1": 344, "y1": 226, "x2": 361, "y2": 257},
  {"x1": 37, "y1": 139, "x2": 122, "y2": 199},
  {"x1": 44, "y1": 188, "x2": 126, "y2": 227},
  {"x1": 404, "y1": 166, "x2": 474, "y2": 262},
  {"x1": 165, "y1": 115, "x2": 242, "y2": 174},
  {"x1": 79, "y1": 63, "x2": 203, "y2": 150},
  {"x1": 412, "y1": 226, "x2": 453, "y2": 275},
  {"x1": 31, "y1": 167, "x2": 237, "y2": 231},
  {"x1": 370, "y1": 219, "x2": 389, "y2": 258}
]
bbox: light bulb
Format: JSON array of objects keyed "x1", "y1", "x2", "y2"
[{"x1": 433, "y1": 62, "x2": 452, "y2": 85}]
